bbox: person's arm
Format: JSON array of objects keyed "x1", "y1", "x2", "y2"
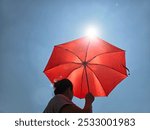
[{"x1": 60, "y1": 93, "x2": 95, "y2": 113}]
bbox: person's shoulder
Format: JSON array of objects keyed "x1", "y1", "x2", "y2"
[
  {"x1": 49, "y1": 94, "x2": 63, "y2": 101},
  {"x1": 45, "y1": 94, "x2": 74, "y2": 113},
  {"x1": 43, "y1": 95, "x2": 65, "y2": 113},
  {"x1": 50, "y1": 94, "x2": 72, "y2": 104},
  {"x1": 60, "y1": 103, "x2": 83, "y2": 113},
  {"x1": 54, "y1": 94, "x2": 69, "y2": 100}
]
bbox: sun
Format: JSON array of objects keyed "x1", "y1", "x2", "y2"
[{"x1": 85, "y1": 26, "x2": 99, "y2": 39}]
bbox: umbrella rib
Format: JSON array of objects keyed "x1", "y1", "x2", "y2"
[
  {"x1": 44, "y1": 62, "x2": 81, "y2": 72},
  {"x1": 87, "y1": 65, "x2": 107, "y2": 96},
  {"x1": 88, "y1": 63, "x2": 127, "y2": 76},
  {"x1": 66, "y1": 65, "x2": 82, "y2": 80},
  {"x1": 56, "y1": 46, "x2": 83, "y2": 62},
  {"x1": 80, "y1": 67, "x2": 85, "y2": 98},
  {"x1": 87, "y1": 50, "x2": 124, "y2": 63}
]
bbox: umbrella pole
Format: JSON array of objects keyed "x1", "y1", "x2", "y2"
[
  {"x1": 83, "y1": 39, "x2": 91, "y2": 93},
  {"x1": 84, "y1": 66, "x2": 90, "y2": 93}
]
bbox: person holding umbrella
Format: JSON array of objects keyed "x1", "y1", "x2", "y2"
[
  {"x1": 43, "y1": 36, "x2": 128, "y2": 113},
  {"x1": 43, "y1": 79, "x2": 95, "y2": 113}
]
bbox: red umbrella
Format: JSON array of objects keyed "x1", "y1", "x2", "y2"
[{"x1": 44, "y1": 36, "x2": 128, "y2": 98}]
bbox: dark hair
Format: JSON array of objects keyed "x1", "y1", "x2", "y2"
[{"x1": 54, "y1": 79, "x2": 73, "y2": 95}]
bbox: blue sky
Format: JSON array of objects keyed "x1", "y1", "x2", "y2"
[{"x1": 0, "y1": 0, "x2": 150, "y2": 112}]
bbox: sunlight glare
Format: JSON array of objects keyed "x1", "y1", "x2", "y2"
[{"x1": 85, "y1": 26, "x2": 98, "y2": 39}]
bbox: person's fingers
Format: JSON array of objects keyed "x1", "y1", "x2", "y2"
[
  {"x1": 86, "y1": 92, "x2": 95, "y2": 101},
  {"x1": 85, "y1": 94, "x2": 95, "y2": 105}
]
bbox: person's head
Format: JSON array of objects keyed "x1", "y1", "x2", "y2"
[{"x1": 54, "y1": 79, "x2": 73, "y2": 100}]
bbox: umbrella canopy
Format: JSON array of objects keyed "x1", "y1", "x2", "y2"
[{"x1": 44, "y1": 36, "x2": 128, "y2": 98}]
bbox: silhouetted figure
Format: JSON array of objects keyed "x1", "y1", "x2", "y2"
[{"x1": 43, "y1": 79, "x2": 95, "y2": 113}]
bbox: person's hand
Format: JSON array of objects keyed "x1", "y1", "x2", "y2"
[{"x1": 85, "y1": 92, "x2": 95, "y2": 105}]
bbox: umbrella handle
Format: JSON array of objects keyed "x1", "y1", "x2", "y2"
[{"x1": 122, "y1": 65, "x2": 130, "y2": 76}]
